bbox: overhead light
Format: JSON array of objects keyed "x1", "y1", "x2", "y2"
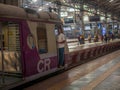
[
  {"x1": 44, "y1": 2, "x2": 51, "y2": 6},
  {"x1": 32, "y1": 0, "x2": 37, "y2": 3},
  {"x1": 109, "y1": 0, "x2": 114, "y2": 2},
  {"x1": 24, "y1": 5, "x2": 28, "y2": 8},
  {"x1": 68, "y1": 8, "x2": 74, "y2": 12},
  {"x1": 38, "y1": 8, "x2": 42, "y2": 11}
]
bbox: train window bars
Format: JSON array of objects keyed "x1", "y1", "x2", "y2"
[{"x1": 37, "y1": 24, "x2": 48, "y2": 54}]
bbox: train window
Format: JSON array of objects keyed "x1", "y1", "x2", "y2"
[
  {"x1": 37, "y1": 25, "x2": 48, "y2": 54},
  {"x1": 0, "y1": 21, "x2": 21, "y2": 73},
  {"x1": 0, "y1": 22, "x2": 20, "y2": 51}
]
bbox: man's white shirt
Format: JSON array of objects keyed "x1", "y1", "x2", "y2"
[{"x1": 57, "y1": 33, "x2": 66, "y2": 48}]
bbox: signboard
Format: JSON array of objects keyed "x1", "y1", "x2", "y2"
[
  {"x1": 64, "y1": 18, "x2": 74, "y2": 23},
  {"x1": 89, "y1": 16, "x2": 100, "y2": 22}
]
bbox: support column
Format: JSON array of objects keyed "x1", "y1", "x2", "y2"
[
  {"x1": 112, "y1": 16, "x2": 115, "y2": 34},
  {"x1": 95, "y1": 8, "x2": 98, "y2": 35},
  {"x1": 117, "y1": 22, "x2": 119, "y2": 30},
  {"x1": 80, "y1": 2, "x2": 85, "y2": 35},
  {"x1": 105, "y1": 12, "x2": 108, "y2": 34},
  {"x1": 56, "y1": 1, "x2": 61, "y2": 18},
  {"x1": 118, "y1": 21, "x2": 120, "y2": 35},
  {"x1": 18, "y1": 0, "x2": 23, "y2": 7}
]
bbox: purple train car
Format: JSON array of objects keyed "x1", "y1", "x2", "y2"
[{"x1": 0, "y1": 4, "x2": 66, "y2": 79}]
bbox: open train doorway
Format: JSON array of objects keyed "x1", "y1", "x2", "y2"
[{"x1": 0, "y1": 21, "x2": 22, "y2": 86}]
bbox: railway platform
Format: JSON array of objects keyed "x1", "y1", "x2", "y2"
[
  {"x1": 24, "y1": 50, "x2": 120, "y2": 90},
  {"x1": 24, "y1": 49, "x2": 120, "y2": 90},
  {"x1": 1, "y1": 39, "x2": 120, "y2": 90}
]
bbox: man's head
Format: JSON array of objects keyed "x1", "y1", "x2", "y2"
[{"x1": 58, "y1": 28, "x2": 63, "y2": 34}]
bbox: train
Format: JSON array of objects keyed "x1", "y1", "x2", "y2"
[{"x1": 0, "y1": 4, "x2": 120, "y2": 88}]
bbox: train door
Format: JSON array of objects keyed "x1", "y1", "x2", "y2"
[
  {"x1": 0, "y1": 21, "x2": 22, "y2": 85},
  {"x1": 54, "y1": 25, "x2": 69, "y2": 67}
]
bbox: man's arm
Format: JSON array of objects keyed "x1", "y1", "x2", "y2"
[
  {"x1": 57, "y1": 34, "x2": 66, "y2": 44},
  {"x1": 57, "y1": 40, "x2": 66, "y2": 43}
]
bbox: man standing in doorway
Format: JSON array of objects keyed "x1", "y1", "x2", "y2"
[{"x1": 57, "y1": 27, "x2": 66, "y2": 68}]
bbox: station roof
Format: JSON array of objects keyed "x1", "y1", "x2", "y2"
[
  {"x1": 51, "y1": 0, "x2": 120, "y2": 19},
  {"x1": 83, "y1": 0, "x2": 120, "y2": 17}
]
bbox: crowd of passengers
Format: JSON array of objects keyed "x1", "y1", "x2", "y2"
[{"x1": 78, "y1": 33, "x2": 116, "y2": 44}]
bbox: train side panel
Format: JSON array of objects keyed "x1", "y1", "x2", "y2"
[{"x1": 21, "y1": 21, "x2": 59, "y2": 77}]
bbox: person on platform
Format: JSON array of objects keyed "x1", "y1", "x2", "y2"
[
  {"x1": 78, "y1": 34, "x2": 84, "y2": 44},
  {"x1": 101, "y1": 35, "x2": 104, "y2": 43},
  {"x1": 94, "y1": 33, "x2": 99, "y2": 42},
  {"x1": 111, "y1": 33, "x2": 114, "y2": 41},
  {"x1": 57, "y1": 27, "x2": 66, "y2": 68},
  {"x1": 88, "y1": 34, "x2": 92, "y2": 43},
  {"x1": 104, "y1": 34, "x2": 108, "y2": 43}
]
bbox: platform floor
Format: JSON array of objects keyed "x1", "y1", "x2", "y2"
[
  {"x1": 68, "y1": 39, "x2": 120, "y2": 52},
  {"x1": 24, "y1": 49, "x2": 120, "y2": 90}
]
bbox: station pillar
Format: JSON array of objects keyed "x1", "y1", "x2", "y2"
[
  {"x1": 112, "y1": 18, "x2": 115, "y2": 34},
  {"x1": 105, "y1": 13, "x2": 108, "y2": 34},
  {"x1": 79, "y1": 3, "x2": 85, "y2": 35}
]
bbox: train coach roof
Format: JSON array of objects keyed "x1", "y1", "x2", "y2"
[{"x1": 0, "y1": 4, "x2": 60, "y2": 21}]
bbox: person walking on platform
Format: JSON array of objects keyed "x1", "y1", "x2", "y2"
[
  {"x1": 57, "y1": 27, "x2": 66, "y2": 68},
  {"x1": 101, "y1": 35, "x2": 104, "y2": 43},
  {"x1": 94, "y1": 34, "x2": 98, "y2": 42},
  {"x1": 104, "y1": 34, "x2": 107, "y2": 43},
  {"x1": 88, "y1": 34, "x2": 92, "y2": 43},
  {"x1": 107, "y1": 34, "x2": 110, "y2": 42},
  {"x1": 78, "y1": 35, "x2": 82, "y2": 44},
  {"x1": 78, "y1": 34, "x2": 84, "y2": 44},
  {"x1": 111, "y1": 33, "x2": 114, "y2": 41}
]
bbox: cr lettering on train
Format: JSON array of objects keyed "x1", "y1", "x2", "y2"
[{"x1": 37, "y1": 58, "x2": 51, "y2": 73}]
